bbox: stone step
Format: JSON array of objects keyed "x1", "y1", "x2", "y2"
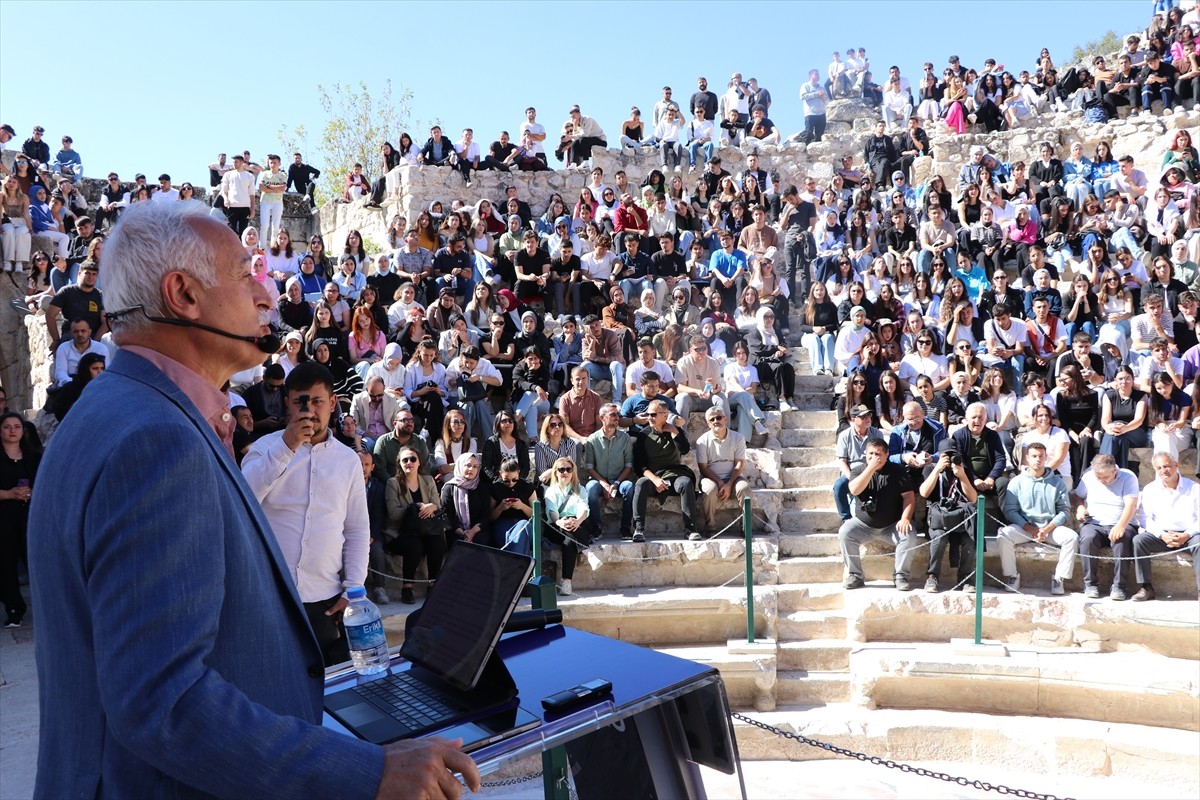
[
  {"x1": 757, "y1": 486, "x2": 836, "y2": 510},
  {"x1": 777, "y1": 610, "x2": 849, "y2": 640},
  {"x1": 656, "y1": 643, "x2": 777, "y2": 711},
  {"x1": 780, "y1": 448, "x2": 839, "y2": 468},
  {"x1": 778, "y1": 428, "x2": 837, "y2": 448},
  {"x1": 794, "y1": 375, "x2": 838, "y2": 393},
  {"x1": 778, "y1": 556, "x2": 844, "y2": 585},
  {"x1": 778, "y1": 509, "x2": 844, "y2": 535},
  {"x1": 776, "y1": 583, "x2": 845, "y2": 612},
  {"x1": 779, "y1": 533, "x2": 841, "y2": 558},
  {"x1": 780, "y1": 409, "x2": 836, "y2": 427},
  {"x1": 557, "y1": 585, "x2": 771, "y2": 646},
  {"x1": 776, "y1": 670, "x2": 853, "y2": 705},
  {"x1": 844, "y1": 587, "x2": 1200, "y2": 660},
  {"x1": 567, "y1": 538, "x2": 778, "y2": 591},
  {"x1": 778, "y1": 639, "x2": 853, "y2": 671},
  {"x1": 732, "y1": 706, "x2": 1199, "y2": 795},
  {"x1": 782, "y1": 464, "x2": 841, "y2": 488},
  {"x1": 856, "y1": 641, "x2": 1200, "y2": 732}
]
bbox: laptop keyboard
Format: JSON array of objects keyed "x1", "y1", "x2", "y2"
[{"x1": 355, "y1": 671, "x2": 466, "y2": 731}]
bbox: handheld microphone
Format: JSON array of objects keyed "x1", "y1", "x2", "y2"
[{"x1": 108, "y1": 306, "x2": 281, "y2": 354}]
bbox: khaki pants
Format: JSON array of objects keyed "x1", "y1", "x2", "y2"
[{"x1": 700, "y1": 476, "x2": 750, "y2": 532}]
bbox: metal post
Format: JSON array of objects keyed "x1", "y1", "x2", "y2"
[
  {"x1": 974, "y1": 496, "x2": 985, "y2": 645},
  {"x1": 529, "y1": 499, "x2": 556, "y2": 611},
  {"x1": 743, "y1": 497, "x2": 755, "y2": 644}
]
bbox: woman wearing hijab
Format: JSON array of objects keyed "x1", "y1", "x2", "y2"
[
  {"x1": 441, "y1": 453, "x2": 491, "y2": 552},
  {"x1": 744, "y1": 306, "x2": 796, "y2": 411}
]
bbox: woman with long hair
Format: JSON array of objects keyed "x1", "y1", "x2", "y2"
[
  {"x1": 304, "y1": 300, "x2": 348, "y2": 361},
  {"x1": 0, "y1": 411, "x2": 40, "y2": 626},
  {"x1": 481, "y1": 411, "x2": 530, "y2": 484},
  {"x1": 1053, "y1": 365, "x2": 1101, "y2": 483},
  {"x1": 366, "y1": 141, "x2": 402, "y2": 208},
  {"x1": 342, "y1": 229, "x2": 368, "y2": 270},
  {"x1": 305, "y1": 233, "x2": 334, "y2": 281},
  {"x1": 541, "y1": 458, "x2": 590, "y2": 595},
  {"x1": 334, "y1": 252, "x2": 367, "y2": 303},
  {"x1": 979, "y1": 366, "x2": 1018, "y2": 467},
  {"x1": 348, "y1": 305, "x2": 386, "y2": 376},
  {"x1": 1147, "y1": 370, "x2": 1193, "y2": 459},
  {"x1": 1, "y1": 176, "x2": 33, "y2": 273},
  {"x1": 432, "y1": 409, "x2": 478, "y2": 484},
  {"x1": 385, "y1": 445, "x2": 445, "y2": 605},
  {"x1": 1098, "y1": 366, "x2": 1148, "y2": 470},
  {"x1": 835, "y1": 371, "x2": 874, "y2": 432},
  {"x1": 531, "y1": 412, "x2": 584, "y2": 484},
  {"x1": 1064, "y1": 275, "x2": 1100, "y2": 343},
  {"x1": 1162, "y1": 128, "x2": 1200, "y2": 182},
  {"x1": 403, "y1": 340, "x2": 449, "y2": 438},
  {"x1": 874, "y1": 369, "x2": 906, "y2": 432},
  {"x1": 1021, "y1": 403, "x2": 1073, "y2": 488},
  {"x1": 799, "y1": 281, "x2": 838, "y2": 376}
]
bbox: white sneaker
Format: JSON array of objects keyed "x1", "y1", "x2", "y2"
[
  {"x1": 558, "y1": 579, "x2": 573, "y2": 596},
  {"x1": 371, "y1": 587, "x2": 390, "y2": 605},
  {"x1": 2, "y1": 263, "x2": 11, "y2": 273},
  {"x1": 753, "y1": 421, "x2": 767, "y2": 436},
  {"x1": 779, "y1": 400, "x2": 793, "y2": 412},
  {"x1": 13, "y1": 263, "x2": 23, "y2": 273}
]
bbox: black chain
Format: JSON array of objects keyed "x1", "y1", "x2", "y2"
[
  {"x1": 732, "y1": 713, "x2": 1073, "y2": 800},
  {"x1": 481, "y1": 772, "x2": 540, "y2": 788}
]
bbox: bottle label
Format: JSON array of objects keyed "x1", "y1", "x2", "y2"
[{"x1": 346, "y1": 618, "x2": 386, "y2": 650}]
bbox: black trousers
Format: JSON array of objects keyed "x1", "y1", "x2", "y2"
[
  {"x1": 0, "y1": 523, "x2": 28, "y2": 621},
  {"x1": 225, "y1": 206, "x2": 251, "y2": 236},
  {"x1": 570, "y1": 137, "x2": 607, "y2": 166},
  {"x1": 394, "y1": 532, "x2": 447, "y2": 583},
  {"x1": 304, "y1": 594, "x2": 351, "y2": 667}
]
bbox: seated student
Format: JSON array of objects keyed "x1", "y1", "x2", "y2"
[
  {"x1": 695, "y1": 406, "x2": 750, "y2": 536},
  {"x1": 940, "y1": 370, "x2": 980, "y2": 434},
  {"x1": 620, "y1": 371, "x2": 682, "y2": 436},
  {"x1": 542, "y1": 458, "x2": 590, "y2": 595},
  {"x1": 580, "y1": 314, "x2": 627, "y2": 403},
  {"x1": 385, "y1": 445, "x2": 445, "y2": 606},
  {"x1": 481, "y1": 410, "x2": 530, "y2": 485},
  {"x1": 997, "y1": 441, "x2": 1078, "y2": 595},
  {"x1": 445, "y1": 346, "x2": 502, "y2": 440},
  {"x1": 489, "y1": 456, "x2": 536, "y2": 554},
  {"x1": 432, "y1": 408, "x2": 478, "y2": 485},
  {"x1": 626, "y1": 337, "x2": 675, "y2": 399},
  {"x1": 838, "y1": 436, "x2": 919, "y2": 591},
  {"x1": 584, "y1": 403, "x2": 635, "y2": 541},
  {"x1": 441, "y1": 452, "x2": 491, "y2": 549},
  {"x1": 631, "y1": 399, "x2": 699, "y2": 541}
]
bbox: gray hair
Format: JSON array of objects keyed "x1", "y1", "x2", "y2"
[
  {"x1": 1090, "y1": 454, "x2": 1117, "y2": 473},
  {"x1": 1152, "y1": 451, "x2": 1178, "y2": 467},
  {"x1": 104, "y1": 200, "x2": 220, "y2": 337},
  {"x1": 599, "y1": 402, "x2": 619, "y2": 417}
]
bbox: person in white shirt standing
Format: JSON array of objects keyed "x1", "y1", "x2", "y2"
[
  {"x1": 242, "y1": 362, "x2": 370, "y2": 666},
  {"x1": 257, "y1": 154, "x2": 288, "y2": 243},
  {"x1": 220, "y1": 155, "x2": 256, "y2": 236},
  {"x1": 1131, "y1": 452, "x2": 1200, "y2": 601}
]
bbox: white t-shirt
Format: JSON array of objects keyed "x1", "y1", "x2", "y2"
[
  {"x1": 723, "y1": 361, "x2": 759, "y2": 392},
  {"x1": 981, "y1": 317, "x2": 1029, "y2": 364},
  {"x1": 898, "y1": 353, "x2": 948, "y2": 383},
  {"x1": 627, "y1": 359, "x2": 674, "y2": 388},
  {"x1": 221, "y1": 169, "x2": 256, "y2": 207},
  {"x1": 258, "y1": 169, "x2": 287, "y2": 204},
  {"x1": 1021, "y1": 426, "x2": 1071, "y2": 479},
  {"x1": 150, "y1": 188, "x2": 179, "y2": 204},
  {"x1": 520, "y1": 121, "x2": 546, "y2": 154}
]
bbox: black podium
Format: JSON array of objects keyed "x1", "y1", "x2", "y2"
[{"x1": 324, "y1": 625, "x2": 745, "y2": 799}]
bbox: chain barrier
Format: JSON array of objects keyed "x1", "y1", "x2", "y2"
[
  {"x1": 731, "y1": 712, "x2": 1074, "y2": 800},
  {"x1": 479, "y1": 772, "x2": 540, "y2": 788}
]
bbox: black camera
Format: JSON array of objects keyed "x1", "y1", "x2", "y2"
[
  {"x1": 297, "y1": 394, "x2": 310, "y2": 414},
  {"x1": 858, "y1": 497, "x2": 877, "y2": 514},
  {"x1": 942, "y1": 451, "x2": 961, "y2": 465}
]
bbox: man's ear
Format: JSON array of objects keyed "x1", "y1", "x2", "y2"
[{"x1": 160, "y1": 271, "x2": 203, "y2": 321}]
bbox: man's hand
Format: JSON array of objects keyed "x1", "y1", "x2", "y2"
[
  {"x1": 1109, "y1": 525, "x2": 1126, "y2": 543},
  {"x1": 324, "y1": 596, "x2": 349, "y2": 617},
  {"x1": 896, "y1": 518, "x2": 912, "y2": 536},
  {"x1": 1037, "y1": 523, "x2": 1055, "y2": 541},
  {"x1": 282, "y1": 408, "x2": 316, "y2": 451},
  {"x1": 653, "y1": 476, "x2": 668, "y2": 493},
  {"x1": 717, "y1": 482, "x2": 732, "y2": 501},
  {"x1": 376, "y1": 737, "x2": 481, "y2": 800}
]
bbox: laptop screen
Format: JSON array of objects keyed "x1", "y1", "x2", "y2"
[{"x1": 399, "y1": 542, "x2": 534, "y2": 691}]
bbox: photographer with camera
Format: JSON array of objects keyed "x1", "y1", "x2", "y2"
[
  {"x1": 838, "y1": 437, "x2": 919, "y2": 591},
  {"x1": 919, "y1": 439, "x2": 979, "y2": 592},
  {"x1": 242, "y1": 362, "x2": 370, "y2": 666}
]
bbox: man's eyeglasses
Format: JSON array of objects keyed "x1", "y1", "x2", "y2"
[
  {"x1": 708, "y1": 415, "x2": 726, "y2": 421},
  {"x1": 397, "y1": 417, "x2": 414, "y2": 424}
]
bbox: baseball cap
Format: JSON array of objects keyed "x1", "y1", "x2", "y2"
[{"x1": 850, "y1": 404, "x2": 873, "y2": 418}]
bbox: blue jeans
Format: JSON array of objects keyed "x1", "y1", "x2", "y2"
[
  {"x1": 917, "y1": 247, "x2": 954, "y2": 274},
  {"x1": 515, "y1": 390, "x2": 550, "y2": 439},
  {"x1": 583, "y1": 361, "x2": 626, "y2": 402},
  {"x1": 619, "y1": 277, "x2": 655, "y2": 303},
  {"x1": 492, "y1": 517, "x2": 532, "y2": 556},
  {"x1": 687, "y1": 140, "x2": 716, "y2": 166},
  {"x1": 586, "y1": 479, "x2": 634, "y2": 537},
  {"x1": 801, "y1": 331, "x2": 836, "y2": 373},
  {"x1": 727, "y1": 391, "x2": 764, "y2": 441},
  {"x1": 833, "y1": 474, "x2": 852, "y2": 521},
  {"x1": 1065, "y1": 320, "x2": 1097, "y2": 343},
  {"x1": 1142, "y1": 84, "x2": 1175, "y2": 109}
]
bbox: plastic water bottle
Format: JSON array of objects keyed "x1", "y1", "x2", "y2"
[{"x1": 343, "y1": 586, "x2": 390, "y2": 676}]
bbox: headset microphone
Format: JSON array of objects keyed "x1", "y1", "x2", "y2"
[{"x1": 109, "y1": 306, "x2": 282, "y2": 354}]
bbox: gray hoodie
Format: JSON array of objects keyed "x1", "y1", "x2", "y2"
[{"x1": 1002, "y1": 467, "x2": 1069, "y2": 528}]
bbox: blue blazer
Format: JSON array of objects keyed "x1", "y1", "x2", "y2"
[{"x1": 28, "y1": 350, "x2": 383, "y2": 799}]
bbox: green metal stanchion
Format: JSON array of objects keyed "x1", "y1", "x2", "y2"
[
  {"x1": 743, "y1": 497, "x2": 755, "y2": 644},
  {"x1": 527, "y1": 500, "x2": 567, "y2": 800},
  {"x1": 528, "y1": 499, "x2": 556, "y2": 612},
  {"x1": 974, "y1": 496, "x2": 985, "y2": 645}
]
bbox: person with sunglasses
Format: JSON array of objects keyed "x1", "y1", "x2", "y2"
[
  {"x1": 490, "y1": 456, "x2": 536, "y2": 554},
  {"x1": 695, "y1": 406, "x2": 750, "y2": 537},
  {"x1": 542, "y1": 458, "x2": 590, "y2": 595},
  {"x1": 631, "y1": 400, "x2": 699, "y2": 542},
  {"x1": 385, "y1": 445, "x2": 445, "y2": 605}
]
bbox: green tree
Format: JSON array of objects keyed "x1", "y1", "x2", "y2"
[
  {"x1": 1072, "y1": 30, "x2": 1123, "y2": 66},
  {"x1": 281, "y1": 80, "x2": 415, "y2": 206}
]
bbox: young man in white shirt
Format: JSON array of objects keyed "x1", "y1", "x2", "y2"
[
  {"x1": 219, "y1": 155, "x2": 256, "y2": 235},
  {"x1": 241, "y1": 363, "x2": 370, "y2": 666},
  {"x1": 519, "y1": 107, "x2": 547, "y2": 167},
  {"x1": 150, "y1": 174, "x2": 179, "y2": 205},
  {"x1": 685, "y1": 106, "x2": 716, "y2": 170},
  {"x1": 257, "y1": 154, "x2": 288, "y2": 243}
]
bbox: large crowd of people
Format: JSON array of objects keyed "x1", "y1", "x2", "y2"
[{"x1": 3, "y1": 2, "x2": 1200, "y2": 626}]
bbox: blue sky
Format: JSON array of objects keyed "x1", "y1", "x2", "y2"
[{"x1": 0, "y1": 1, "x2": 1147, "y2": 187}]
